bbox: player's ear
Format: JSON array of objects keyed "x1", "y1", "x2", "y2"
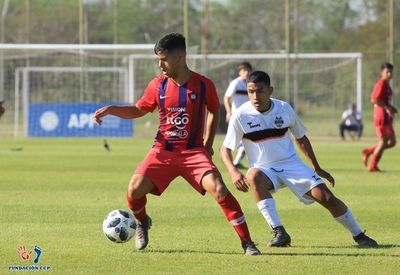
[{"x1": 268, "y1": 86, "x2": 274, "y2": 95}]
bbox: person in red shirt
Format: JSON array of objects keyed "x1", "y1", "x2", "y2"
[
  {"x1": 93, "y1": 33, "x2": 260, "y2": 255},
  {"x1": 362, "y1": 63, "x2": 397, "y2": 172}
]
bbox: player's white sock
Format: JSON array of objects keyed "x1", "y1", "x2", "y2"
[
  {"x1": 256, "y1": 198, "x2": 282, "y2": 229},
  {"x1": 334, "y1": 208, "x2": 362, "y2": 236},
  {"x1": 233, "y1": 146, "x2": 245, "y2": 166}
]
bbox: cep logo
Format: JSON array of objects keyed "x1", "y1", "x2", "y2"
[
  {"x1": 68, "y1": 113, "x2": 95, "y2": 129},
  {"x1": 166, "y1": 113, "x2": 189, "y2": 130}
]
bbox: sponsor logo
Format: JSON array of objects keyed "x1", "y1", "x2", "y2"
[
  {"x1": 165, "y1": 130, "x2": 188, "y2": 139},
  {"x1": 68, "y1": 113, "x2": 96, "y2": 129},
  {"x1": 274, "y1": 116, "x2": 284, "y2": 128},
  {"x1": 40, "y1": 111, "x2": 59, "y2": 131},
  {"x1": 8, "y1": 245, "x2": 51, "y2": 272},
  {"x1": 167, "y1": 107, "x2": 186, "y2": 113},
  {"x1": 166, "y1": 113, "x2": 189, "y2": 130},
  {"x1": 247, "y1": 121, "x2": 261, "y2": 128},
  {"x1": 159, "y1": 95, "x2": 168, "y2": 99}
]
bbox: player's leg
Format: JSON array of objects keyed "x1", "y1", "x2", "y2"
[
  {"x1": 339, "y1": 124, "x2": 346, "y2": 140},
  {"x1": 126, "y1": 148, "x2": 178, "y2": 250},
  {"x1": 126, "y1": 174, "x2": 155, "y2": 250},
  {"x1": 201, "y1": 171, "x2": 260, "y2": 255},
  {"x1": 369, "y1": 135, "x2": 388, "y2": 171},
  {"x1": 306, "y1": 184, "x2": 378, "y2": 247},
  {"x1": 246, "y1": 168, "x2": 291, "y2": 247},
  {"x1": 358, "y1": 124, "x2": 363, "y2": 139}
]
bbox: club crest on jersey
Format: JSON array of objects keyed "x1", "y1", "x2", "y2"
[
  {"x1": 274, "y1": 116, "x2": 284, "y2": 128},
  {"x1": 188, "y1": 93, "x2": 197, "y2": 101}
]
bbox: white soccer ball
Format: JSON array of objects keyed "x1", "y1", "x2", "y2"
[{"x1": 102, "y1": 209, "x2": 136, "y2": 243}]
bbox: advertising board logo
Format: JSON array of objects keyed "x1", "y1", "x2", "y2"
[{"x1": 40, "y1": 111, "x2": 59, "y2": 131}]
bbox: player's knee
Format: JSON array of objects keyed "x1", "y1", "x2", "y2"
[
  {"x1": 127, "y1": 176, "x2": 145, "y2": 199},
  {"x1": 246, "y1": 168, "x2": 261, "y2": 185}
]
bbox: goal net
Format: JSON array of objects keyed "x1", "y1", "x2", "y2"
[{"x1": 0, "y1": 45, "x2": 362, "y2": 138}]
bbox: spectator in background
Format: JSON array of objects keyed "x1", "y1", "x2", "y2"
[
  {"x1": 339, "y1": 103, "x2": 363, "y2": 140},
  {"x1": 0, "y1": 101, "x2": 5, "y2": 119}
]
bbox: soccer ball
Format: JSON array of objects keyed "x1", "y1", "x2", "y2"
[{"x1": 102, "y1": 209, "x2": 136, "y2": 243}]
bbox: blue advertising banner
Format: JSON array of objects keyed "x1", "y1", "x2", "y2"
[{"x1": 28, "y1": 103, "x2": 133, "y2": 137}]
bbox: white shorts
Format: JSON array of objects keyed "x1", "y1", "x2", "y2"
[{"x1": 255, "y1": 155, "x2": 324, "y2": 205}]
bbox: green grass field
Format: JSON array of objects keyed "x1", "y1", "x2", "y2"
[{"x1": 1, "y1": 135, "x2": 399, "y2": 274}]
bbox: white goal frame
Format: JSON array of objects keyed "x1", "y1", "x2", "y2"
[{"x1": 129, "y1": 52, "x2": 363, "y2": 111}]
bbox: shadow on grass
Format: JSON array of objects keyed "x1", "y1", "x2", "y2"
[
  {"x1": 295, "y1": 244, "x2": 399, "y2": 249},
  {"x1": 134, "y1": 244, "x2": 399, "y2": 257}
]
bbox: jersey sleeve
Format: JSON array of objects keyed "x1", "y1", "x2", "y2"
[
  {"x1": 136, "y1": 78, "x2": 158, "y2": 112},
  {"x1": 286, "y1": 103, "x2": 307, "y2": 139},
  {"x1": 223, "y1": 112, "x2": 244, "y2": 150},
  {"x1": 224, "y1": 79, "x2": 237, "y2": 98},
  {"x1": 205, "y1": 79, "x2": 220, "y2": 113},
  {"x1": 371, "y1": 79, "x2": 385, "y2": 102}
]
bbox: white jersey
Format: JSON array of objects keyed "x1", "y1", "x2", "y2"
[
  {"x1": 223, "y1": 99, "x2": 307, "y2": 167},
  {"x1": 341, "y1": 109, "x2": 362, "y2": 126},
  {"x1": 224, "y1": 76, "x2": 249, "y2": 113}
]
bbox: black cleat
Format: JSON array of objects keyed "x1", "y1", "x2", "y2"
[
  {"x1": 268, "y1": 226, "x2": 291, "y2": 247},
  {"x1": 135, "y1": 215, "x2": 152, "y2": 250},
  {"x1": 353, "y1": 231, "x2": 378, "y2": 248},
  {"x1": 242, "y1": 241, "x2": 261, "y2": 255}
]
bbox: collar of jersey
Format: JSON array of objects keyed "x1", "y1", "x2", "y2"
[{"x1": 257, "y1": 100, "x2": 274, "y2": 115}]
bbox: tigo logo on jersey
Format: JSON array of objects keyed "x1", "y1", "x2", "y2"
[
  {"x1": 8, "y1": 245, "x2": 51, "y2": 272},
  {"x1": 166, "y1": 113, "x2": 189, "y2": 130}
]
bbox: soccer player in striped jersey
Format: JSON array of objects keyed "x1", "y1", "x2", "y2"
[
  {"x1": 362, "y1": 63, "x2": 397, "y2": 172},
  {"x1": 220, "y1": 71, "x2": 378, "y2": 248},
  {"x1": 93, "y1": 33, "x2": 260, "y2": 255}
]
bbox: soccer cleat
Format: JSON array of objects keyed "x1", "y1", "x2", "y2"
[
  {"x1": 135, "y1": 215, "x2": 152, "y2": 250},
  {"x1": 242, "y1": 241, "x2": 261, "y2": 255},
  {"x1": 268, "y1": 226, "x2": 291, "y2": 247},
  {"x1": 362, "y1": 150, "x2": 370, "y2": 167},
  {"x1": 353, "y1": 231, "x2": 378, "y2": 248},
  {"x1": 368, "y1": 166, "x2": 382, "y2": 172}
]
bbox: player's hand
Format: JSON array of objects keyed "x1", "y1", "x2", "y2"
[
  {"x1": 315, "y1": 168, "x2": 335, "y2": 187},
  {"x1": 225, "y1": 112, "x2": 231, "y2": 123},
  {"x1": 230, "y1": 169, "x2": 249, "y2": 192},
  {"x1": 93, "y1": 106, "x2": 111, "y2": 126},
  {"x1": 204, "y1": 144, "x2": 214, "y2": 156}
]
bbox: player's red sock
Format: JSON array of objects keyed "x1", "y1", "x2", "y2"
[
  {"x1": 126, "y1": 192, "x2": 147, "y2": 223},
  {"x1": 369, "y1": 154, "x2": 382, "y2": 170},
  {"x1": 217, "y1": 192, "x2": 251, "y2": 243}
]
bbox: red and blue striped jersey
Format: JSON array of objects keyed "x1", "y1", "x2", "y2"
[{"x1": 137, "y1": 72, "x2": 220, "y2": 151}]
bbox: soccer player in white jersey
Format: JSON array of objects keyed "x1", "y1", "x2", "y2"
[
  {"x1": 220, "y1": 71, "x2": 378, "y2": 248},
  {"x1": 223, "y1": 62, "x2": 253, "y2": 168}
]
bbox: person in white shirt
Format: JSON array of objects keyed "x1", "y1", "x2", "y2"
[
  {"x1": 223, "y1": 62, "x2": 253, "y2": 168},
  {"x1": 339, "y1": 103, "x2": 363, "y2": 140},
  {"x1": 220, "y1": 70, "x2": 378, "y2": 248}
]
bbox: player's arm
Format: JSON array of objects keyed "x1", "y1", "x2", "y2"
[
  {"x1": 371, "y1": 98, "x2": 398, "y2": 116},
  {"x1": 295, "y1": 135, "x2": 335, "y2": 186},
  {"x1": 223, "y1": 96, "x2": 232, "y2": 122},
  {"x1": 220, "y1": 146, "x2": 249, "y2": 192},
  {"x1": 204, "y1": 110, "x2": 219, "y2": 156},
  {"x1": 93, "y1": 104, "x2": 148, "y2": 126}
]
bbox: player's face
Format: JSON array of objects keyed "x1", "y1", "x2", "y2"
[
  {"x1": 381, "y1": 68, "x2": 392, "y2": 81},
  {"x1": 247, "y1": 82, "x2": 273, "y2": 112},
  {"x1": 239, "y1": 69, "x2": 250, "y2": 80},
  {"x1": 156, "y1": 50, "x2": 182, "y2": 78}
]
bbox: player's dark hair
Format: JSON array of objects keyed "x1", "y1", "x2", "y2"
[
  {"x1": 248, "y1": 71, "x2": 271, "y2": 86},
  {"x1": 381, "y1": 62, "x2": 393, "y2": 70},
  {"x1": 237, "y1": 62, "x2": 253, "y2": 72},
  {"x1": 154, "y1": 33, "x2": 186, "y2": 54}
]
